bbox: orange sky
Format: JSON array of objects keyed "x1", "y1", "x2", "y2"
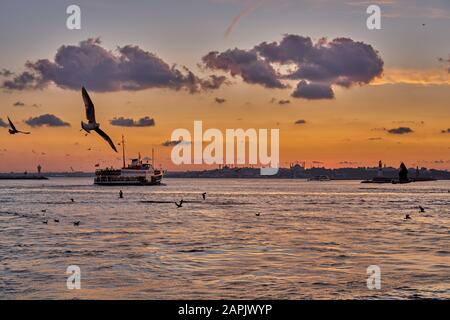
[{"x1": 1, "y1": 78, "x2": 450, "y2": 172}]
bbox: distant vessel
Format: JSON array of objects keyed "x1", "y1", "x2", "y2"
[{"x1": 94, "y1": 136, "x2": 163, "y2": 186}]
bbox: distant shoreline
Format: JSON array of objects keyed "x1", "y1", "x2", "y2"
[{"x1": 1, "y1": 165, "x2": 449, "y2": 180}]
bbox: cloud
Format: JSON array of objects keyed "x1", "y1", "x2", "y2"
[
  {"x1": 259, "y1": 35, "x2": 383, "y2": 88},
  {"x1": 215, "y1": 97, "x2": 227, "y2": 104},
  {"x1": 441, "y1": 129, "x2": 450, "y2": 134},
  {"x1": 202, "y1": 48, "x2": 286, "y2": 89},
  {"x1": 200, "y1": 75, "x2": 229, "y2": 90},
  {"x1": 13, "y1": 101, "x2": 25, "y2": 107},
  {"x1": 292, "y1": 80, "x2": 334, "y2": 99},
  {"x1": 278, "y1": 99, "x2": 290, "y2": 105},
  {"x1": 0, "y1": 118, "x2": 8, "y2": 127},
  {"x1": 368, "y1": 137, "x2": 383, "y2": 141},
  {"x1": 202, "y1": 34, "x2": 383, "y2": 99},
  {"x1": 161, "y1": 139, "x2": 185, "y2": 147},
  {"x1": 25, "y1": 114, "x2": 70, "y2": 127},
  {"x1": 3, "y1": 38, "x2": 225, "y2": 93},
  {"x1": 110, "y1": 116, "x2": 155, "y2": 127},
  {"x1": 387, "y1": 127, "x2": 413, "y2": 135},
  {"x1": 294, "y1": 119, "x2": 307, "y2": 125}
]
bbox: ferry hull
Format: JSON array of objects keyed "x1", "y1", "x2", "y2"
[{"x1": 94, "y1": 175, "x2": 163, "y2": 186}]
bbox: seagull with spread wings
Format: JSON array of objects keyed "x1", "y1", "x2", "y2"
[
  {"x1": 7, "y1": 117, "x2": 30, "y2": 135},
  {"x1": 80, "y1": 86, "x2": 117, "y2": 152}
]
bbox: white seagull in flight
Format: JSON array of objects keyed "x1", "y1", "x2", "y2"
[{"x1": 81, "y1": 86, "x2": 117, "y2": 152}]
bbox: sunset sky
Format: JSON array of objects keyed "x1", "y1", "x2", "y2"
[{"x1": 1, "y1": 0, "x2": 450, "y2": 172}]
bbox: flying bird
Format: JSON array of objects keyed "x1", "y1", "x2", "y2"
[
  {"x1": 175, "y1": 199, "x2": 184, "y2": 208},
  {"x1": 81, "y1": 87, "x2": 117, "y2": 152},
  {"x1": 7, "y1": 117, "x2": 30, "y2": 135}
]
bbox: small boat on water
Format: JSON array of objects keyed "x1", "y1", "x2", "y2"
[{"x1": 94, "y1": 136, "x2": 163, "y2": 186}]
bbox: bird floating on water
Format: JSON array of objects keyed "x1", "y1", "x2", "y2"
[
  {"x1": 419, "y1": 206, "x2": 425, "y2": 213},
  {"x1": 54, "y1": 219, "x2": 60, "y2": 223},
  {"x1": 404, "y1": 214, "x2": 412, "y2": 220},
  {"x1": 7, "y1": 117, "x2": 30, "y2": 135},
  {"x1": 202, "y1": 192, "x2": 207, "y2": 200},
  {"x1": 42, "y1": 220, "x2": 48, "y2": 224},
  {"x1": 81, "y1": 87, "x2": 117, "y2": 152},
  {"x1": 73, "y1": 221, "x2": 80, "y2": 226},
  {"x1": 255, "y1": 213, "x2": 261, "y2": 217}
]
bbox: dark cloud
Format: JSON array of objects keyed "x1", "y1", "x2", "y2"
[
  {"x1": 215, "y1": 97, "x2": 226, "y2": 104},
  {"x1": 256, "y1": 34, "x2": 314, "y2": 64},
  {"x1": 200, "y1": 75, "x2": 229, "y2": 90},
  {"x1": 368, "y1": 137, "x2": 383, "y2": 141},
  {"x1": 202, "y1": 48, "x2": 286, "y2": 89},
  {"x1": 0, "y1": 118, "x2": 8, "y2": 127},
  {"x1": 387, "y1": 127, "x2": 413, "y2": 135},
  {"x1": 280, "y1": 37, "x2": 384, "y2": 87},
  {"x1": 278, "y1": 99, "x2": 290, "y2": 105},
  {"x1": 3, "y1": 71, "x2": 40, "y2": 90},
  {"x1": 202, "y1": 34, "x2": 383, "y2": 99},
  {"x1": 292, "y1": 80, "x2": 334, "y2": 99},
  {"x1": 294, "y1": 119, "x2": 307, "y2": 125},
  {"x1": 110, "y1": 116, "x2": 155, "y2": 127},
  {"x1": 161, "y1": 139, "x2": 184, "y2": 147},
  {"x1": 441, "y1": 128, "x2": 450, "y2": 134},
  {"x1": 25, "y1": 114, "x2": 70, "y2": 127},
  {"x1": 13, "y1": 101, "x2": 25, "y2": 107},
  {"x1": 3, "y1": 38, "x2": 225, "y2": 93}
]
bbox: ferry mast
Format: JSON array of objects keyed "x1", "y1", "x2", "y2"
[{"x1": 121, "y1": 134, "x2": 126, "y2": 169}]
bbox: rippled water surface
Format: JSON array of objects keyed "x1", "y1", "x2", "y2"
[{"x1": 0, "y1": 178, "x2": 449, "y2": 299}]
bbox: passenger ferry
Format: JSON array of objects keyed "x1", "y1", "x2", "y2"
[{"x1": 94, "y1": 136, "x2": 163, "y2": 186}]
